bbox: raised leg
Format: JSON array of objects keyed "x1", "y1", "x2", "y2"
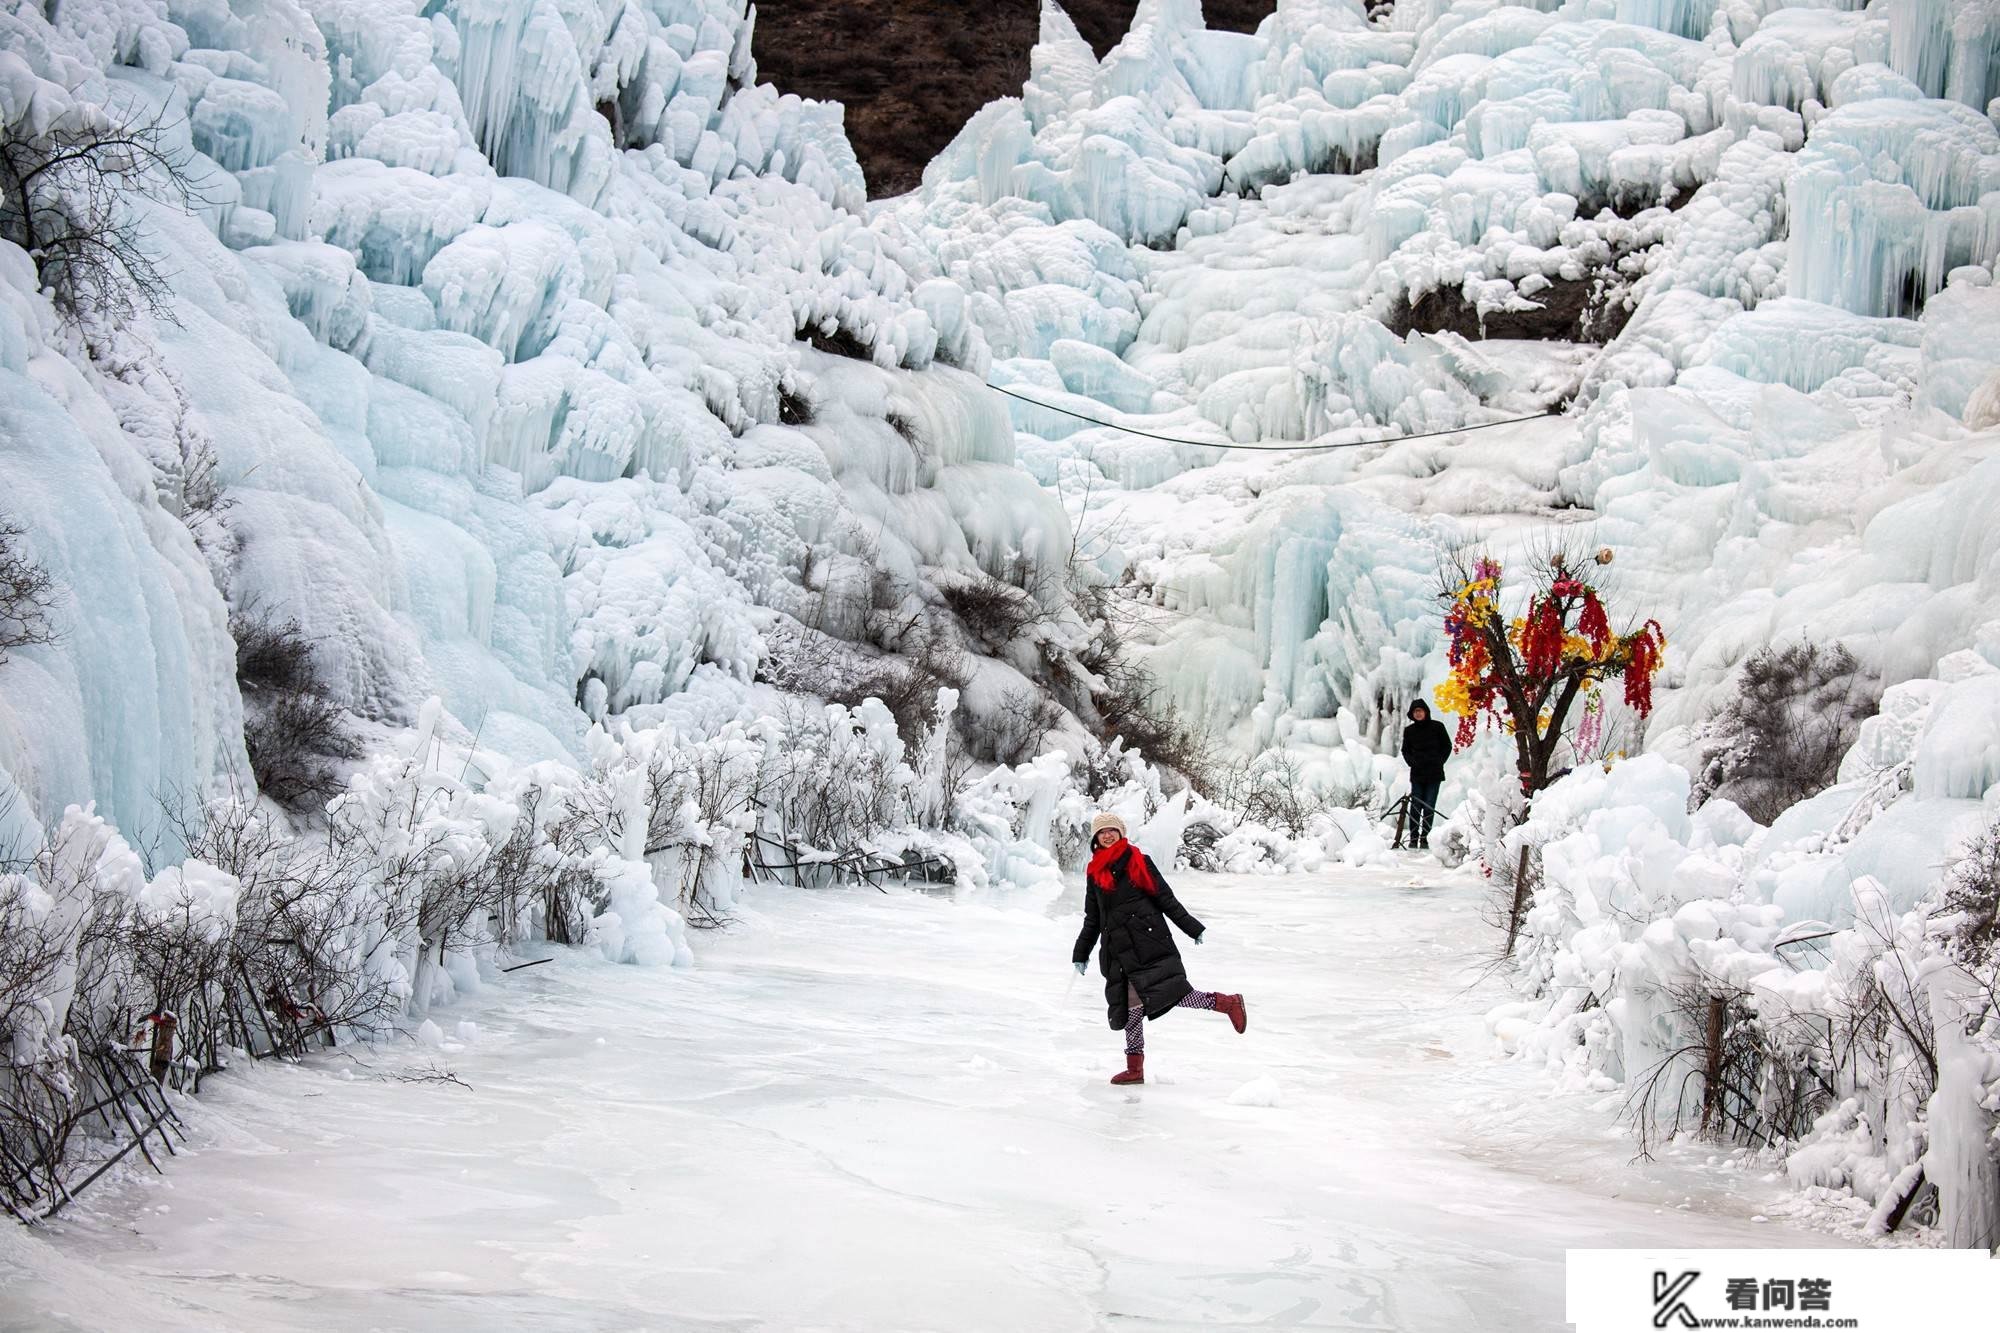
[{"x1": 1111, "y1": 1005, "x2": 1146, "y2": 1084}]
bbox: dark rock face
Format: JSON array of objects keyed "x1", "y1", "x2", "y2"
[{"x1": 751, "y1": 1, "x2": 1276, "y2": 199}]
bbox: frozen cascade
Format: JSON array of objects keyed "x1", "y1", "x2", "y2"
[
  {"x1": 448, "y1": 0, "x2": 614, "y2": 205},
  {"x1": 0, "y1": 0, "x2": 1062, "y2": 855},
  {"x1": 1889, "y1": 0, "x2": 2000, "y2": 110},
  {"x1": 0, "y1": 279, "x2": 244, "y2": 842},
  {"x1": 1786, "y1": 98, "x2": 2000, "y2": 317},
  {"x1": 1615, "y1": 0, "x2": 1719, "y2": 42}
]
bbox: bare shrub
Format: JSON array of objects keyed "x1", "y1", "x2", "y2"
[
  {"x1": 759, "y1": 701, "x2": 908, "y2": 873},
  {"x1": 245, "y1": 692, "x2": 357, "y2": 809},
  {"x1": 0, "y1": 517, "x2": 59, "y2": 665},
  {"x1": 1094, "y1": 669, "x2": 1218, "y2": 794},
  {"x1": 232, "y1": 613, "x2": 360, "y2": 811},
  {"x1": 233, "y1": 612, "x2": 321, "y2": 695},
  {"x1": 1942, "y1": 822, "x2": 2000, "y2": 1051},
  {"x1": 940, "y1": 576, "x2": 1043, "y2": 654},
  {"x1": 1215, "y1": 750, "x2": 1330, "y2": 839},
  {"x1": 172, "y1": 798, "x2": 398, "y2": 1053},
  {"x1": 0, "y1": 100, "x2": 200, "y2": 326},
  {"x1": 844, "y1": 656, "x2": 967, "y2": 747},
  {"x1": 0, "y1": 828, "x2": 79, "y2": 1062},
  {"x1": 335, "y1": 795, "x2": 510, "y2": 980},
  {"x1": 519, "y1": 784, "x2": 609, "y2": 945},
  {"x1": 799, "y1": 318, "x2": 873, "y2": 361},
  {"x1": 1074, "y1": 740, "x2": 1130, "y2": 804},
  {"x1": 177, "y1": 434, "x2": 235, "y2": 563},
  {"x1": 1625, "y1": 979, "x2": 1828, "y2": 1158},
  {"x1": 1178, "y1": 818, "x2": 1227, "y2": 870},
  {"x1": 1056, "y1": 572, "x2": 1218, "y2": 792},
  {"x1": 1626, "y1": 915, "x2": 1936, "y2": 1166},
  {"x1": 633, "y1": 741, "x2": 761, "y2": 927},
  {"x1": 1943, "y1": 819, "x2": 2000, "y2": 964},
  {"x1": 778, "y1": 380, "x2": 815, "y2": 426},
  {"x1": 768, "y1": 615, "x2": 972, "y2": 749},
  {"x1": 989, "y1": 686, "x2": 1064, "y2": 765},
  {"x1": 1693, "y1": 640, "x2": 1879, "y2": 823},
  {"x1": 0, "y1": 814, "x2": 111, "y2": 1215}
]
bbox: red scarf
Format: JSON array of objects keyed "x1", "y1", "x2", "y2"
[{"x1": 1087, "y1": 839, "x2": 1158, "y2": 895}]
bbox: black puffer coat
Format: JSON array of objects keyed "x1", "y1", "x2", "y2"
[
  {"x1": 1072, "y1": 844, "x2": 1205, "y2": 1029},
  {"x1": 1402, "y1": 703, "x2": 1453, "y2": 782}
]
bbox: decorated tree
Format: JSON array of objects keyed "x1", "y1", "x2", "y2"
[{"x1": 1435, "y1": 547, "x2": 1665, "y2": 797}]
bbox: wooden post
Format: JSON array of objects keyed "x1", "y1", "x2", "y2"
[
  {"x1": 145, "y1": 1013, "x2": 176, "y2": 1085},
  {"x1": 1504, "y1": 843, "x2": 1533, "y2": 955},
  {"x1": 1882, "y1": 1168, "x2": 1928, "y2": 1233},
  {"x1": 1700, "y1": 995, "x2": 1727, "y2": 1133}
]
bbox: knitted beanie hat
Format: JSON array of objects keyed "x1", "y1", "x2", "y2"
[{"x1": 1089, "y1": 812, "x2": 1128, "y2": 840}]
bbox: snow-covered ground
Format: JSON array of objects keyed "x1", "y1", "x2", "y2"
[{"x1": 0, "y1": 867, "x2": 1840, "y2": 1331}]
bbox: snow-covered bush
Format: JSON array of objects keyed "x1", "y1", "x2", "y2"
[
  {"x1": 1942, "y1": 819, "x2": 2000, "y2": 967},
  {"x1": 1212, "y1": 748, "x2": 1370, "y2": 841},
  {"x1": 1692, "y1": 641, "x2": 1880, "y2": 824},
  {"x1": 757, "y1": 698, "x2": 921, "y2": 869},
  {"x1": 986, "y1": 685, "x2": 1067, "y2": 766},
  {"x1": 2, "y1": 807, "x2": 164, "y2": 1215},
  {"x1": 1489, "y1": 694, "x2": 2000, "y2": 1241},
  {"x1": 622, "y1": 727, "x2": 763, "y2": 928}
]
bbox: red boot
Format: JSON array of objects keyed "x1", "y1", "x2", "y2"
[
  {"x1": 1110, "y1": 1053, "x2": 1144, "y2": 1085},
  {"x1": 1216, "y1": 994, "x2": 1247, "y2": 1034}
]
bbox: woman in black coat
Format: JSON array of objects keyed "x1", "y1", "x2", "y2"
[{"x1": 1071, "y1": 813, "x2": 1246, "y2": 1085}]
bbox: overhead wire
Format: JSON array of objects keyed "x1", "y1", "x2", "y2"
[{"x1": 983, "y1": 380, "x2": 1565, "y2": 452}]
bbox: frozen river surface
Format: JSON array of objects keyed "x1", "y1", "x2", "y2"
[{"x1": 1, "y1": 868, "x2": 1838, "y2": 1331}]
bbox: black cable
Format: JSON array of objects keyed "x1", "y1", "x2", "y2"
[{"x1": 984, "y1": 380, "x2": 1563, "y2": 451}]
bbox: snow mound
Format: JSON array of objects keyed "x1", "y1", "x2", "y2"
[{"x1": 1228, "y1": 1075, "x2": 1284, "y2": 1108}]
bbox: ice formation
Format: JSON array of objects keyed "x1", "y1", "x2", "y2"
[
  {"x1": 873, "y1": 0, "x2": 2000, "y2": 770},
  {"x1": 0, "y1": 0, "x2": 1075, "y2": 854}
]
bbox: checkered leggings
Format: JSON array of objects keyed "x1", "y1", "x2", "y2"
[{"x1": 1125, "y1": 986, "x2": 1218, "y2": 1054}]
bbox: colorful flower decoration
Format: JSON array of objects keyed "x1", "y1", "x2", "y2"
[{"x1": 1437, "y1": 554, "x2": 1666, "y2": 792}]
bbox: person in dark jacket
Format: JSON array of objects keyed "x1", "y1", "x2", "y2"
[
  {"x1": 1071, "y1": 812, "x2": 1245, "y2": 1086},
  {"x1": 1401, "y1": 698, "x2": 1452, "y2": 849}
]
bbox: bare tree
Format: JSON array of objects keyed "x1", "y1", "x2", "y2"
[
  {"x1": 0, "y1": 517, "x2": 58, "y2": 665},
  {"x1": 0, "y1": 98, "x2": 200, "y2": 325}
]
